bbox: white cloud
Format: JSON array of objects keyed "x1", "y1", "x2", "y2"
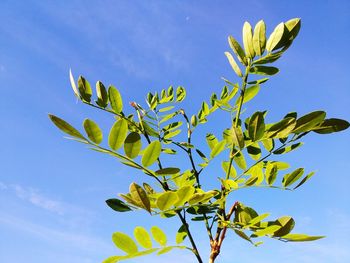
[{"x1": 0, "y1": 182, "x2": 65, "y2": 215}]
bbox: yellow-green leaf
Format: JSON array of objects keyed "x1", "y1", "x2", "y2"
[
  {"x1": 266, "y1": 22, "x2": 285, "y2": 52},
  {"x1": 293, "y1": 111, "x2": 326, "y2": 133},
  {"x1": 142, "y1": 141, "x2": 161, "y2": 167},
  {"x1": 83, "y1": 119, "x2": 103, "y2": 144},
  {"x1": 249, "y1": 111, "x2": 265, "y2": 141},
  {"x1": 129, "y1": 183, "x2": 151, "y2": 213},
  {"x1": 112, "y1": 232, "x2": 138, "y2": 254},
  {"x1": 283, "y1": 168, "x2": 304, "y2": 187},
  {"x1": 108, "y1": 85, "x2": 123, "y2": 113},
  {"x1": 281, "y1": 233, "x2": 324, "y2": 242},
  {"x1": 266, "y1": 117, "x2": 296, "y2": 138},
  {"x1": 108, "y1": 119, "x2": 129, "y2": 150},
  {"x1": 224, "y1": 52, "x2": 242, "y2": 77},
  {"x1": 210, "y1": 140, "x2": 226, "y2": 158},
  {"x1": 243, "y1": 21, "x2": 255, "y2": 58},
  {"x1": 49, "y1": 114, "x2": 86, "y2": 140},
  {"x1": 124, "y1": 132, "x2": 142, "y2": 159},
  {"x1": 151, "y1": 226, "x2": 167, "y2": 246},
  {"x1": 156, "y1": 192, "x2": 178, "y2": 211},
  {"x1": 77, "y1": 76, "x2": 92, "y2": 102},
  {"x1": 134, "y1": 226, "x2": 152, "y2": 249},
  {"x1": 228, "y1": 35, "x2": 247, "y2": 65},
  {"x1": 176, "y1": 224, "x2": 187, "y2": 244},
  {"x1": 253, "y1": 20, "x2": 266, "y2": 56},
  {"x1": 96, "y1": 81, "x2": 108, "y2": 108}
]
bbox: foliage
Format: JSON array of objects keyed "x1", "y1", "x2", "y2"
[{"x1": 49, "y1": 18, "x2": 349, "y2": 263}]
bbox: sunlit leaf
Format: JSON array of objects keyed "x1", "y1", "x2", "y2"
[
  {"x1": 281, "y1": 233, "x2": 324, "y2": 242},
  {"x1": 151, "y1": 226, "x2": 167, "y2": 246},
  {"x1": 134, "y1": 226, "x2": 152, "y2": 249},
  {"x1": 109, "y1": 119, "x2": 129, "y2": 150},
  {"x1": 142, "y1": 141, "x2": 161, "y2": 167},
  {"x1": 250, "y1": 66, "x2": 279, "y2": 75},
  {"x1": 283, "y1": 168, "x2": 304, "y2": 187},
  {"x1": 210, "y1": 140, "x2": 226, "y2": 158},
  {"x1": 109, "y1": 85, "x2": 123, "y2": 113},
  {"x1": 266, "y1": 22, "x2": 285, "y2": 52},
  {"x1": 243, "y1": 21, "x2": 255, "y2": 58},
  {"x1": 266, "y1": 117, "x2": 296, "y2": 138},
  {"x1": 249, "y1": 111, "x2": 265, "y2": 141},
  {"x1": 49, "y1": 114, "x2": 86, "y2": 140},
  {"x1": 156, "y1": 192, "x2": 178, "y2": 211},
  {"x1": 225, "y1": 52, "x2": 243, "y2": 77},
  {"x1": 112, "y1": 232, "x2": 138, "y2": 254},
  {"x1": 228, "y1": 36, "x2": 247, "y2": 65},
  {"x1": 124, "y1": 132, "x2": 142, "y2": 159},
  {"x1": 293, "y1": 111, "x2": 326, "y2": 133},
  {"x1": 96, "y1": 81, "x2": 109, "y2": 108},
  {"x1": 129, "y1": 183, "x2": 151, "y2": 213},
  {"x1": 77, "y1": 76, "x2": 92, "y2": 102},
  {"x1": 176, "y1": 224, "x2": 188, "y2": 244},
  {"x1": 253, "y1": 20, "x2": 266, "y2": 56},
  {"x1": 83, "y1": 119, "x2": 103, "y2": 144}
]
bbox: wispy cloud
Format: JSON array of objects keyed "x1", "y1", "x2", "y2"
[{"x1": 1, "y1": 182, "x2": 65, "y2": 215}]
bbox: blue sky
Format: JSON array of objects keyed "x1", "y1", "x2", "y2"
[{"x1": 0, "y1": 0, "x2": 349, "y2": 262}]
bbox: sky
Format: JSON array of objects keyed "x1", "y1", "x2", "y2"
[{"x1": 0, "y1": 0, "x2": 349, "y2": 262}]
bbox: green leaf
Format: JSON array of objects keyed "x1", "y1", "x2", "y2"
[
  {"x1": 112, "y1": 232, "x2": 138, "y2": 254},
  {"x1": 232, "y1": 149, "x2": 247, "y2": 170},
  {"x1": 234, "y1": 230, "x2": 253, "y2": 244},
  {"x1": 273, "y1": 142, "x2": 303, "y2": 155},
  {"x1": 283, "y1": 168, "x2": 304, "y2": 187},
  {"x1": 124, "y1": 132, "x2": 142, "y2": 159},
  {"x1": 281, "y1": 233, "x2": 325, "y2": 242},
  {"x1": 247, "y1": 142, "x2": 261, "y2": 160},
  {"x1": 106, "y1": 199, "x2": 132, "y2": 212},
  {"x1": 265, "y1": 163, "x2": 278, "y2": 185},
  {"x1": 164, "y1": 129, "x2": 181, "y2": 140},
  {"x1": 273, "y1": 216, "x2": 295, "y2": 237},
  {"x1": 176, "y1": 224, "x2": 188, "y2": 244},
  {"x1": 254, "y1": 225, "x2": 281, "y2": 237},
  {"x1": 176, "y1": 86, "x2": 186, "y2": 102},
  {"x1": 134, "y1": 226, "x2": 152, "y2": 249},
  {"x1": 83, "y1": 119, "x2": 103, "y2": 144},
  {"x1": 159, "y1": 106, "x2": 175, "y2": 112},
  {"x1": 235, "y1": 85, "x2": 260, "y2": 105},
  {"x1": 156, "y1": 192, "x2": 178, "y2": 211},
  {"x1": 266, "y1": 22, "x2": 285, "y2": 52},
  {"x1": 129, "y1": 183, "x2": 151, "y2": 213},
  {"x1": 69, "y1": 69, "x2": 80, "y2": 98},
  {"x1": 253, "y1": 52, "x2": 283, "y2": 65},
  {"x1": 249, "y1": 111, "x2": 265, "y2": 141},
  {"x1": 247, "y1": 213, "x2": 270, "y2": 226},
  {"x1": 266, "y1": 117, "x2": 296, "y2": 138},
  {"x1": 108, "y1": 85, "x2": 123, "y2": 113},
  {"x1": 108, "y1": 119, "x2": 129, "y2": 150},
  {"x1": 228, "y1": 35, "x2": 247, "y2": 65},
  {"x1": 142, "y1": 141, "x2": 161, "y2": 167},
  {"x1": 293, "y1": 111, "x2": 326, "y2": 133},
  {"x1": 210, "y1": 140, "x2": 226, "y2": 158},
  {"x1": 175, "y1": 185, "x2": 195, "y2": 206},
  {"x1": 49, "y1": 114, "x2": 86, "y2": 140},
  {"x1": 96, "y1": 81, "x2": 108, "y2": 107},
  {"x1": 224, "y1": 52, "x2": 242, "y2": 77},
  {"x1": 253, "y1": 20, "x2": 266, "y2": 56},
  {"x1": 312, "y1": 118, "x2": 350, "y2": 134},
  {"x1": 151, "y1": 226, "x2": 167, "y2": 246},
  {"x1": 231, "y1": 126, "x2": 245, "y2": 149},
  {"x1": 250, "y1": 66, "x2": 279, "y2": 75},
  {"x1": 77, "y1": 76, "x2": 92, "y2": 102},
  {"x1": 293, "y1": 171, "x2": 315, "y2": 190},
  {"x1": 243, "y1": 21, "x2": 255, "y2": 58},
  {"x1": 206, "y1": 133, "x2": 219, "y2": 150},
  {"x1": 155, "y1": 168, "x2": 180, "y2": 175},
  {"x1": 222, "y1": 161, "x2": 237, "y2": 178},
  {"x1": 163, "y1": 122, "x2": 182, "y2": 132},
  {"x1": 261, "y1": 139, "x2": 274, "y2": 152}
]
